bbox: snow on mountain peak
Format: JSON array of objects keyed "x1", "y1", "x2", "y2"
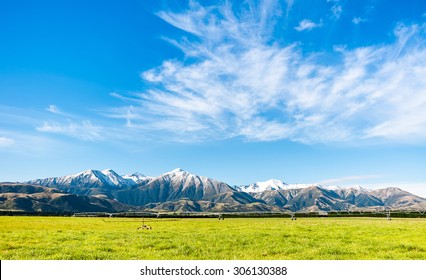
[
  {"x1": 123, "y1": 172, "x2": 146, "y2": 178},
  {"x1": 170, "y1": 168, "x2": 185, "y2": 173},
  {"x1": 129, "y1": 172, "x2": 145, "y2": 177},
  {"x1": 101, "y1": 169, "x2": 120, "y2": 177},
  {"x1": 257, "y1": 179, "x2": 288, "y2": 189},
  {"x1": 78, "y1": 169, "x2": 97, "y2": 176},
  {"x1": 45, "y1": 169, "x2": 137, "y2": 188},
  {"x1": 349, "y1": 185, "x2": 370, "y2": 193},
  {"x1": 99, "y1": 169, "x2": 128, "y2": 186},
  {"x1": 163, "y1": 168, "x2": 190, "y2": 177},
  {"x1": 238, "y1": 178, "x2": 289, "y2": 192},
  {"x1": 26, "y1": 169, "x2": 405, "y2": 199},
  {"x1": 122, "y1": 172, "x2": 150, "y2": 184},
  {"x1": 319, "y1": 185, "x2": 372, "y2": 194},
  {"x1": 238, "y1": 179, "x2": 380, "y2": 193}
]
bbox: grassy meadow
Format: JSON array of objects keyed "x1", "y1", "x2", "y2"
[{"x1": 1, "y1": 216, "x2": 425, "y2": 260}]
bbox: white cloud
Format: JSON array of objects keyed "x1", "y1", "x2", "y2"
[
  {"x1": 36, "y1": 121, "x2": 104, "y2": 141},
  {"x1": 331, "y1": 5, "x2": 342, "y2": 20},
  {"x1": 0, "y1": 129, "x2": 65, "y2": 155},
  {"x1": 108, "y1": 1, "x2": 426, "y2": 144},
  {"x1": 0, "y1": 136, "x2": 14, "y2": 147},
  {"x1": 46, "y1": 104, "x2": 60, "y2": 114},
  {"x1": 294, "y1": 19, "x2": 322, "y2": 31},
  {"x1": 45, "y1": 104, "x2": 76, "y2": 118},
  {"x1": 285, "y1": 0, "x2": 294, "y2": 15},
  {"x1": 352, "y1": 17, "x2": 367, "y2": 24}
]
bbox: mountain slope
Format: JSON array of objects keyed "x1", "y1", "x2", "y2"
[
  {"x1": 371, "y1": 187, "x2": 426, "y2": 209},
  {"x1": 122, "y1": 172, "x2": 151, "y2": 184},
  {"x1": 26, "y1": 169, "x2": 140, "y2": 198},
  {"x1": 27, "y1": 169, "x2": 139, "y2": 189},
  {"x1": 4, "y1": 169, "x2": 425, "y2": 213},
  {"x1": 114, "y1": 168, "x2": 239, "y2": 206},
  {"x1": 237, "y1": 179, "x2": 290, "y2": 192},
  {"x1": 0, "y1": 183, "x2": 138, "y2": 212}
]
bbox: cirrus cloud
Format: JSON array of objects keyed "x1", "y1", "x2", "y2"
[
  {"x1": 352, "y1": 17, "x2": 367, "y2": 24},
  {"x1": 36, "y1": 120, "x2": 104, "y2": 141},
  {"x1": 109, "y1": 1, "x2": 426, "y2": 144},
  {"x1": 0, "y1": 136, "x2": 14, "y2": 147},
  {"x1": 46, "y1": 104, "x2": 60, "y2": 114},
  {"x1": 294, "y1": 19, "x2": 323, "y2": 31}
]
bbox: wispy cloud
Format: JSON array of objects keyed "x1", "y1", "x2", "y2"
[
  {"x1": 45, "y1": 104, "x2": 77, "y2": 118},
  {"x1": 36, "y1": 121, "x2": 104, "y2": 141},
  {"x1": 0, "y1": 136, "x2": 14, "y2": 147},
  {"x1": 37, "y1": 102, "x2": 151, "y2": 144},
  {"x1": 352, "y1": 17, "x2": 367, "y2": 24},
  {"x1": 294, "y1": 19, "x2": 323, "y2": 31},
  {"x1": 353, "y1": 4, "x2": 374, "y2": 25},
  {"x1": 46, "y1": 104, "x2": 60, "y2": 114},
  {"x1": 285, "y1": 0, "x2": 294, "y2": 18},
  {"x1": 328, "y1": 0, "x2": 342, "y2": 20},
  {"x1": 0, "y1": 128, "x2": 63, "y2": 155},
  {"x1": 107, "y1": 1, "x2": 426, "y2": 144}
]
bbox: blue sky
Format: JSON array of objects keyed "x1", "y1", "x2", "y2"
[{"x1": 1, "y1": 0, "x2": 426, "y2": 196}]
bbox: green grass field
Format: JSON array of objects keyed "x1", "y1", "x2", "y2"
[{"x1": 1, "y1": 216, "x2": 425, "y2": 260}]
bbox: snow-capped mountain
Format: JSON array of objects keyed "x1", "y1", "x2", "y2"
[
  {"x1": 237, "y1": 179, "x2": 319, "y2": 193},
  {"x1": 321, "y1": 185, "x2": 370, "y2": 193},
  {"x1": 237, "y1": 179, "x2": 290, "y2": 192},
  {"x1": 27, "y1": 169, "x2": 137, "y2": 189},
  {"x1": 101, "y1": 169, "x2": 137, "y2": 186},
  {"x1": 115, "y1": 168, "x2": 242, "y2": 206},
  {"x1": 122, "y1": 172, "x2": 151, "y2": 184},
  {"x1": 156, "y1": 168, "x2": 233, "y2": 196},
  {"x1": 16, "y1": 168, "x2": 426, "y2": 212}
]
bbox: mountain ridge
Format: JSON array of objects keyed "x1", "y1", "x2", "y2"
[{"x1": 0, "y1": 168, "x2": 423, "y2": 213}]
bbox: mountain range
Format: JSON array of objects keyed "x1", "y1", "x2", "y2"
[{"x1": 1, "y1": 168, "x2": 425, "y2": 213}]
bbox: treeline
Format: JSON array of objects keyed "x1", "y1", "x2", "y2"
[
  {"x1": 1, "y1": 210, "x2": 425, "y2": 218},
  {"x1": 0, "y1": 210, "x2": 74, "y2": 216}
]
